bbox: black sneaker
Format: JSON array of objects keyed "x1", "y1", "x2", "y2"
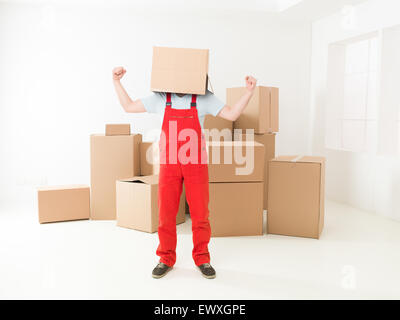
[
  {"x1": 198, "y1": 263, "x2": 216, "y2": 279},
  {"x1": 152, "y1": 262, "x2": 172, "y2": 279}
]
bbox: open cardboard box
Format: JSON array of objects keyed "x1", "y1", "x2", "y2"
[{"x1": 116, "y1": 175, "x2": 185, "y2": 233}]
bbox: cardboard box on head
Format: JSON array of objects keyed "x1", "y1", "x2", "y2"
[{"x1": 151, "y1": 46, "x2": 209, "y2": 95}]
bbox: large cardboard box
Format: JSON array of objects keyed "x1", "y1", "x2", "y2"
[
  {"x1": 267, "y1": 156, "x2": 325, "y2": 239},
  {"x1": 37, "y1": 185, "x2": 90, "y2": 223},
  {"x1": 116, "y1": 175, "x2": 186, "y2": 233},
  {"x1": 209, "y1": 182, "x2": 263, "y2": 237},
  {"x1": 151, "y1": 46, "x2": 209, "y2": 95},
  {"x1": 228, "y1": 86, "x2": 279, "y2": 134},
  {"x1": 203, "y1": 115, "x2": 233, "y2": 142},
  {"x1": 105, "y1": 124, "x2": 130, "y2": 136},
  {"x1": 90, "y1": 134, "x2": 142, "y2": 220},
  {"x1": 140, "y1": 142, "x2": 160, "y2": 176},
  {"x1": 236, "y1": 133, "x2": 276, "y2": 209},
  {"x1": 207, "y1": 141, "x2": 265, "y2": 183}
]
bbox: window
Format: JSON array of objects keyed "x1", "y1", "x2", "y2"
[
  {"x1": 327, "y1": 26, "x2": 400, "y2": 157},
  {"x1": 326, "y1": 34, "x2": 379, "y2": 153}
]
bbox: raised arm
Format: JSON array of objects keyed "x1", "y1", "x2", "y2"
[
  {"x1": 217, "y1": 76, "x2": 257, "y2": 121},
  {"x1": 112, "y1": 67, "x2": 146, "y2": 113}
]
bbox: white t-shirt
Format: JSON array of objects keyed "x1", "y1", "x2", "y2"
[{"x1": 141, "y1": 90, "x2": 225, "y2": 128}]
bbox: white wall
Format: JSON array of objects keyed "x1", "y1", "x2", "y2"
[
  {"x1": 0, "y1": 2, "x2": 311, "y2": 208},
  {"x1": 309, "y1": 0, "x2": 400, "y2": 220}
]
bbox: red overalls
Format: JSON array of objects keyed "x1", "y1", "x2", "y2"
[{"x1": 157, "y1": 93, "x2": 211, "y2": 267}]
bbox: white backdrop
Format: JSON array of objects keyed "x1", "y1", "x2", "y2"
[{"x1": 0, "y1": 1, "x2": 311, "y2": 209}]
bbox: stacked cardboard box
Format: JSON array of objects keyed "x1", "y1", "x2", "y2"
[
  {"x1": 236, "y1": 132, "x2": 276, "y2": 209},
  {"x1": 140, "y1": 142, "x2": 160, "y2": 176},
  {"x1": 207, "y1": 141, "x2": 265, "y2": 237},
  {"x1": 228, "y1": 86, "x2": 279, "y2": 209},
  {"x1": 228, "y1": 86, "x2": 326, "y2": 238},
  {"x1": 203, "y1": 115, "x2": 233, "y2": 142},
  {"x1": 90, "y1": 125, "x2": 142, "y2": 220},
  {"x1": 228, "y1": 86, "x2": 279, "y2": 134},
  {"x1": 138, "y1": 139, "x2": 266, "y2": 237},
  {"x1": 105, "y1": 124, "x2": 131, "y2": 136}
]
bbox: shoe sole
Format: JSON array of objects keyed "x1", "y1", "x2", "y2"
[
  {"x1": 152, "y1": 267, "x2": 172, "y2": 279},
  {"x1": 201, "y1": 273, "x2": 216, "y2": 279}
]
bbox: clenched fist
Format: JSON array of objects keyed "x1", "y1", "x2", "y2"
[
  {"x1": 245, "y1": 76, "x2": 257, "y2": 93},
  {"x1": 112, "y1": 67, "x2": 126, "y2": 81}
]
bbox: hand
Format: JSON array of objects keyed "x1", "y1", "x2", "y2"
[
  {"x1": 245, "y1": 76, "x2": 257, "y2": 94},
  {"x1": 112, "y1": 66, "x2": 126, "y2": 81}
]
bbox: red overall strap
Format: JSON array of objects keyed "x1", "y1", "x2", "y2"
[
  {"x1": 166, "y1": 93, "x2": 172, "y2": 108},
  {"x1": 191, "y1": 94, "x2": 197, "y2": 108}
]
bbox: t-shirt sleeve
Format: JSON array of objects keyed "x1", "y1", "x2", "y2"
[
  {"x1": 141, "y1": 92, "x2": 165, "y2": 114},
  {"x1": 201, "y1": 90, "x2": 226, "y2": 117}
]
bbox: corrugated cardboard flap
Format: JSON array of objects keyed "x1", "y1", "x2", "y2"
[
  {"x1": 38, "y1": 184, "x2": 89, "y2": 191},
  {"x1": 271, "y1": 155, "x2": 325, "y2": 164},
  {"x1": 119, "y1": 175, "x2": 159, "y2": 185},
  {"x1": 207, "y1": 141, "x2": 264, "y2": 148},
  {"x1": 91, "y1": 133, "x2": 137, "y2": 137}
]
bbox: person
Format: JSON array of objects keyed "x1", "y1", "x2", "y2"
[{"x1": 112, "y1": 66, "x2": 257, "y2": 279}]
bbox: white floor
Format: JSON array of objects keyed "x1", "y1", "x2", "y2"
[{"x1": 1, "y1": 200, "x2": 400, "y2": 300}]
